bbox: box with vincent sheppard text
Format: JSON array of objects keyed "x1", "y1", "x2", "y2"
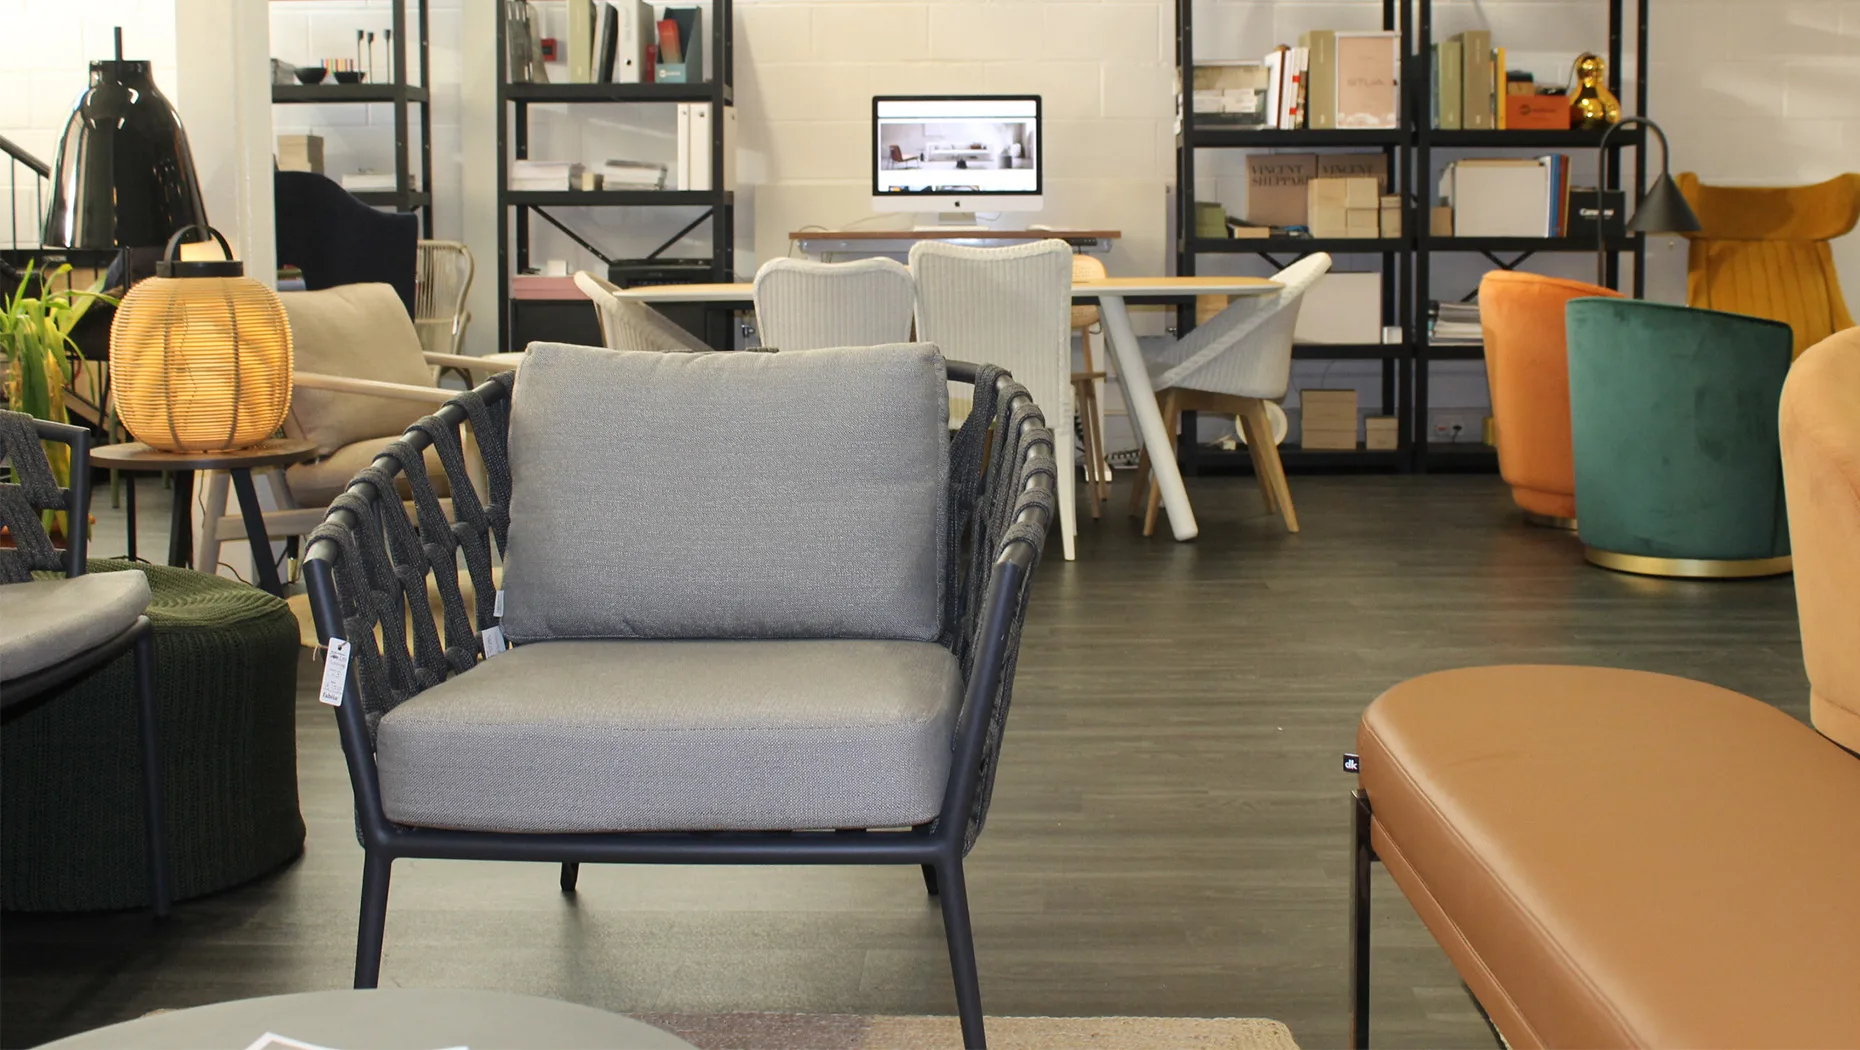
[{"x1": 1246, "y1": 153, "x2": 1389, "y2": 227}]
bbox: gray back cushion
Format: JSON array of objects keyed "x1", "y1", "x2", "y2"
[{"x1": 500, "y1": 342, "x2": 949, "y2": 642}]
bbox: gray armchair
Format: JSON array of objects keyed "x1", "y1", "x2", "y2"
[
  {"x1": 0, "y1": 410, "x2": 169, "y2": 916},
  {"x1": 304, "y1": 344, "x2": 1054, "y2": 1050}
]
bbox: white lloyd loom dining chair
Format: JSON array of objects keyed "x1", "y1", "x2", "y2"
[
  {"x1": 573, "y1": 271, "x2": 709, "y2": 352},
  {"x1": 1133, "y1": 253, "x2": 1332, "y2": 535},
  {"x1": 752, "y1": 257, "x2": 915, "y2": 351},
  {"x1": 910, "y1": 239, "x2": 1077, "y2": 560}
]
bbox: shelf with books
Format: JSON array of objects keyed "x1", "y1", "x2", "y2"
[
  {"x1": 1190, "y1": 236, "x2": 1408, "y2": 255},
  {"x1": 1184, "y1": 128, "x2": 1406, "y2": 149},
  {"x1": 267, "y1": 0, "x2": 432, "y2": 236},
  {"x1": 1295, "y1": 342, "x2": 1413, "y2": 360},
  {"x1": 272, "y1": 84, "x2": 429, "y2": 105},
  {"x1": 1422, "y1": 235, "x2": 1638, "y2": 253},
  {"x1": 505, "y1": 82, "x2": 728, "y2": 105}
]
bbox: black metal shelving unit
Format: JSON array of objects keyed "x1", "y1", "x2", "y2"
[
  {"x1": 1410, "y1": 0, "x2": 1649, "y2": 471},
  {"x1": 495, "y1": 0, "x2": 735, "y2": 349},
  {"x1": 1173, "y1": 0, "x2": 1651, "y2": 474},
  {"x1": 1174, "y1": 0, "x2": 1414, "y2": 475},
  {"x1": 269, "y1": 0, "x2": 433, "y2": 236}
]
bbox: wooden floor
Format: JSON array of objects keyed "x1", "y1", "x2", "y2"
[{"x1": 2, "y1": 474, "x2": 1809, "y2": 1049}]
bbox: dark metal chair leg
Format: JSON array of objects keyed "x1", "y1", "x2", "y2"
[
  {"x1": 921, "y1": 863, "x2": 939, "y2": 897},
  {"x1": 1351, "y1": 789, "x2": 1373, "y2": 1050},
  {"x1": 935, "y1": 858, "x2": 986, "y2": 1049},
  {"x1": 560, "y1": 862, "x2": 580, "y2": 892},
  {"x1": 132, "y1": 626, "x2": 170, "y2": 918},
  {"x1": 354, "y1": 851, "x2": 393, "y2": 988}
]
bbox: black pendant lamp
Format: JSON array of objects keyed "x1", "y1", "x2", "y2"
[{"x1": 41, "y1": 28, "x2": 209, "y2": 250}]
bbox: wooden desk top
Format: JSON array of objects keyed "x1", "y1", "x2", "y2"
[
  {"x1": 789, "y1": 229, "x2": 1121, "y2": 241},
  {"x1": 615, "y1": 276, "x2": 1281, "y2": 304},
  {"x1": 91, "y1": 437, "x2": 319, "y2": 472}
]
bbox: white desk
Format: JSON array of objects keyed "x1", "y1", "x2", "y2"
[
  {"x1": 617, "y1": 276, "x2": 1281, "y2": 543},
  {"x1": 790, "y1": 228, "x2": 1120, "y2": 261}
]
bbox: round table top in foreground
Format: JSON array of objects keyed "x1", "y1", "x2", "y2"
[
  {"x1": 91, "y1": 437, "x2": 320, "y2": 472},
  {"x1": 38, "y1": 988, "x2": 696, "y2": 1050}
]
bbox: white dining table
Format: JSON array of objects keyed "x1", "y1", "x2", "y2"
[{"x1": 615, "y1": 275, "x2": 1282, "y2": 543}]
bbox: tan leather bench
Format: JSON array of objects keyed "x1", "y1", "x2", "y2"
[{"x1": 1351, "y1": 665, "x2": 1860, "y2": 1049}]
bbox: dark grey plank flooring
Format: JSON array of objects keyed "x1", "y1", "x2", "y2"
[{"x1": 2, "y1": 474, "x2": 1809, "y2": 1049}]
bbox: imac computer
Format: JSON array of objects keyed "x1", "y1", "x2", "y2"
[{"x1": 872, "y1": 95, "x2": 1042, "y2": 227}]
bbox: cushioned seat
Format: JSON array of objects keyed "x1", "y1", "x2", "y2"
[
  {"x1": 1359, "y1": 665, "x2": 1860, "y2": 1049},
  {"x1": 286, "y1": 440, "x2": 450, "y2": 507},
  {"x1": 0, "y1": 572, "x2": 150, "y2": 682},
  {"x1": 375, "y1": 639, "x2": 963, "y2": 833}
]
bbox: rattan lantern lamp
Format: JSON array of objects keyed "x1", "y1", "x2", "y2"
[{"x1": 110, "y1": 226, "x2": 294, "y2": 452}]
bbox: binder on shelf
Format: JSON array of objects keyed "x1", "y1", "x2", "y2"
[
  {"x1": 615, "y1": 0, "x2": 654, "y2": 84},
  {"x1": 675, "y1": 103, "x2": 692, "y2": 190},
  {"x1": 595, "y1": 3, "x2": 619, "y2": 83},
  {"x1": 1437, "y1": 37, "x2": 1462, "y2": 129},
  {"x1": 688, "y1": 104, "x2": 712, "y2": 191},
  {"x1": 1300, "y1": 30, "x2": 1337, "y2": 130},
  {"x1": 656, "y1": 7, "x2": 702, "y2": 83},
  {"x1": 568, "y1": 0, "x2": 594, "y2": 83}
]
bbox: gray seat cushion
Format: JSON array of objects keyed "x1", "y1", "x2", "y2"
[
  {"x1": 0, "y1": 572, "x2": 151, "y2": 683},
  {"x1": 374, "y1": 639, "x2": 962, "y2": 833},
  {"x1": 499, "y1": 342, "x2": 949, "y2": 643}
]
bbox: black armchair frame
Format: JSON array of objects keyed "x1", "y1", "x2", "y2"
[
  {"x1": 303, "y1": 360, "x2": 1055, "y2": 1050},
  {"x1": 0, "y1": 411, "x2": 169, "y2": 916}
]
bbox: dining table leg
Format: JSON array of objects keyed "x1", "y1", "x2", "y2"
[{"x1": 1094, "y1": 294, "x2": 1199, "y2": 541}]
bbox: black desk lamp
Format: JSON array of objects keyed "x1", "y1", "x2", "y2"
[{"x1": 1595, "y1": 116, "x2": 1701, "y2": 287}]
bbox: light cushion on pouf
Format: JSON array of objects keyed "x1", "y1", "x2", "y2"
[
  {"x1": 499, "y1": 342, "x2": 950, "y2": 642},
  {"x1": 375, "y1": 639, "x2": 962, "y2": 832},
  {"x1": 0, "y1": 572, "x2": 150, "y2": 681}
]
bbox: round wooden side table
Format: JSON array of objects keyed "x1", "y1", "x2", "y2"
[{"x1": 92, "y1": 438, "x2": 319, "y2": 597}]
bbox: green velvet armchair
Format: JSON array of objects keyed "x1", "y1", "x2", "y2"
[{"x1": 1565, "y1": 298, "x2": 1795, "y2": 578}]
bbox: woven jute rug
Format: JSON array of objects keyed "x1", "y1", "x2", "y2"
[{"x1": 631, "y1": 1014, "x2": 1300, "y2": 1050}]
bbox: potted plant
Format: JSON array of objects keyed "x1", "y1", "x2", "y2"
[{"x1": 3, "y1": 261, "x2": 115, "y2": 534}]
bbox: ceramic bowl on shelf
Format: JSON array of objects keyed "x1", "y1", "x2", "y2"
[
  {"x1": 333, "y1": 70, "x2": 365, "y2": 84},
  {"x1": 294, "y1": 67, "x2": 328, "y2": 85}
]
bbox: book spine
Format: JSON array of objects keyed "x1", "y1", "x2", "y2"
[
  {"x1": 569, "y1": 0, "x2": 593, "y2": 82},
  {"x1": 1439, "y1": 39, "x2": 1462, "y2": 130},
  {"x1": 1461, "y1": 31, "x2": 1492, "y2": 130},
  {"x1": 675, "y1": 103, "x2": 691, "y2": 190},
  {"x1": 1494, "y1": 47, "x2": 1508, "y2": 130},
  {"x1": 1307, "y1": 32, "x2": 1337, "y2": 130},
  {"x1": 689, "y1": 104, "x2": 712, "y2": 191}
]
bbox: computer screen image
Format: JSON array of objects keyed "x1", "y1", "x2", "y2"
[{"x1": 872, "y1": 96, "x2": 1042, "y2": 213}]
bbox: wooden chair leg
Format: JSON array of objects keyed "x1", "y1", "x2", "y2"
[
  {"x1": 1242, "y1": 399, "x2": 1298, "y2": 533},
  {"x1": 1237, "y1": 408, "x2": 1279, "y2": 513},
  {"x1": 1143, "y1": 394, "x2": 1180, "y2": 538},
  {"x1": 1074, "y1": 379, "x2": 1108, "y2": 516},
  {"x1": 1128, "y1": 447, "x2": 1151, "y2": 517}
]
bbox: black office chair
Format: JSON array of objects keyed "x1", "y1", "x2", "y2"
[{"x1": 274, "y1": 171, "x2": 418, "y2": 315}]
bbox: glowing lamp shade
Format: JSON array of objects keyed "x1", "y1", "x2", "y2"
[{"x1": 109, "y1": 226, "x2": 294, "y2": 452}]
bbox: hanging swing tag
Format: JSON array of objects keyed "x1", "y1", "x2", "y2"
[
  {"x1": 319, "y1": 638, "x2": 352, "y2": 707},
  {"x1": 481, "y1": 625, "x2": 507, "y2": 658}
]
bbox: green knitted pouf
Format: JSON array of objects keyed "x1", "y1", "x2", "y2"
[{"x1": 2, "y1": 560, "x2": 305, "y2": 911}]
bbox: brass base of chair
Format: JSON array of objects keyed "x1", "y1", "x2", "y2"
[
  {"x1": 1583, "y1": 547, "x2": 1793, "y2": 579},
  {"x1": 1523, "y1": 511, "x2": 1578, "y2": 531}
]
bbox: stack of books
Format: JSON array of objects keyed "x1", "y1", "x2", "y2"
[
  {"x1": 510, "y1": 160, "x2": 584, "y2": 191},
  {"x1": 1184, "y1": 32, "x2": 1399, "y2": 132},
  {"x1": 1430, "y1": 301, "x2": 1483, "y2": 345},
  {"x1": 1430, "y1": 32, "x2": 1574, "y2": 130},
  {"x1": 340, "y1": 172, "x2": 404, "y2": 193},
  {"x1": 600, "y1": 159, "x2": 668, "y2": 191}
]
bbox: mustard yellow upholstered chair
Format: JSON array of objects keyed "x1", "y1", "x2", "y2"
[
  {"x1": 1678, "y1": 173, "x2": 1859, "y2": 358},
  {"x1": 1780, "y1": 326, "x2": 1860, "y2": 753}
]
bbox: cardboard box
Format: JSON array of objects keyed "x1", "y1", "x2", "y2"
[
  {"x1": 1294, "y1": 272, "x2": 1382, "y2": 344},
  {"x1": 1431, "y1": 205, "x2": 1454, "y2": 236},
  {"x1": 1247, "y1": 153, "x2": 1318, "y2": 227},
  {"x1": 1365, "y1": 416, "x2": 1400, "y2": 450},
  {"x1": 1316, "y1": 153, "x2": 1389, "y2": 193},
  {"x1": 1302, "y1": 427, "x2": 1360, "y2": 450},
  {"x1": 1379, "y1": 195, "x2": 1402, "y2": 237},
  {"x1": 1301, "y1": 389, "x2": 1359, "y2": 440},
  {"x1": 1506, "y1": 94, "x2": 1571, "y2": 130}
]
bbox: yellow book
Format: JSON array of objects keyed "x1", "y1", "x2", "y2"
[{"x1": 1495, "y1": 47, "x2": 1507, "y2": 129}]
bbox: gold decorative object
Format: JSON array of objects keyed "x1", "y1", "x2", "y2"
[
  {"x1": 1568, "y1": 52, "x2": 1621, "y2": 130},
  {"x1": 110, "y1": 226, "x2": 294, "y2": 453}
]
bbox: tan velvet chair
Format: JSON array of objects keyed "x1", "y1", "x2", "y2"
[
  {"x1": 1780, "y1": 326, "x2": 1860, "y2": 752},
  {"x1": 1479, "y1": 271, "x2": 1623, "y2": 526},
  {"x1": 194, "y1": 283, "x2": 521, "y2": 576},
  {"x1": 1678, "y1": 172, "x2": 1859, "y2": 358}
]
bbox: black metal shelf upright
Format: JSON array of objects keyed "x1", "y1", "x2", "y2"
[
  {"x1": 1173, "y1": 0, "x2": 1414, "y2": 474},
  {"x1": 1173, "y1": 0, "x2": 1651, "y2": 473},
  {"x1": 1410, "y1": 0, "x2": 1649, "y2": 472},
  {"x1": 269, "y1": 0, "x2": 434, "y2": 235},
  {"x1": 494, "y1": 0, "x2": 735, "y2": 349}
]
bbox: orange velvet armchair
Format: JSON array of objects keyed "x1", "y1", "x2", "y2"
[
  {"x1": 1478, "y1": 271, "x2": 1623, "y2": 524},
  {"x1": 1780, "y1": 326, "x2": 1860, "y2": 753},
  {"x1": 1678, "y1": 172, "x2": 1859, "y2": 358}
]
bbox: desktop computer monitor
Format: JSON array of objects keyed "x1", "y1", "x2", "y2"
[{"x1": 872, "y1": 95, "x2": 1042, "y2": 220}]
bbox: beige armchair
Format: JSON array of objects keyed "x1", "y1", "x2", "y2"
[{"x1": 194, "y1": 283, "x2": 522, "y2": 577}]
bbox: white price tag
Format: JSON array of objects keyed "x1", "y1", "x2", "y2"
[
  {"x1": 493, "y1": 588, "x2": 505, "y2": 617},
  {"x1": 319, "y1": 638, "x2": 352, "y2": 707},
  {"x1": 481, "y1": 625, "x2": 507, "y2": 658}
]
